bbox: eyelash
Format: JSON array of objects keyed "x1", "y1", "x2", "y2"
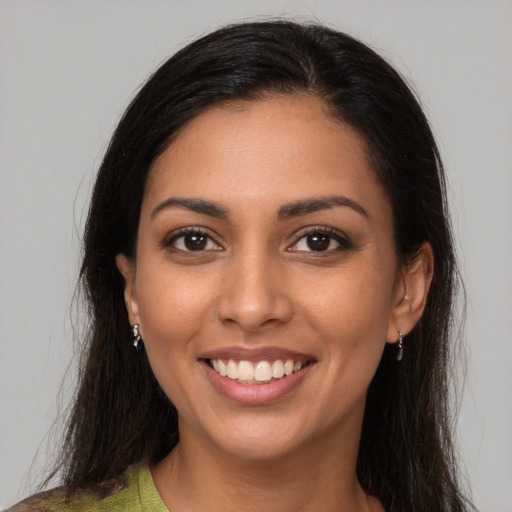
[
  {"x1": 163, "y1": 227, "x2": 222, "y2": 252},
  {"x1": 288, "y1": 226, "x2": 353, "y2": 254},
  {"x1": 163, "y1": 226, "x2": 353, "y2": 254}
]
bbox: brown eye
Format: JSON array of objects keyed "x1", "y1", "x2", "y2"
[
  {"x1": 169, "y1": 230, "x2": 221, "y2": 252},
  {"x1": 184, "y1": 233, "x2": 208, "y2": 251},
  {"x1": 306, "y1": 234, "x2": 330, "y2": 251},
  {"x1": 288, "y1": 227, "x2": 350, "y2": 254}
]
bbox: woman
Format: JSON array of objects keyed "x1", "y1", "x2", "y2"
[{"x1": 11, "y1": 20, "x2": 474, "y2": 512}]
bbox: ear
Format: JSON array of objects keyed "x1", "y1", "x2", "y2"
[
  {"x1": 386, "y1": 242, "x2": 434, "y2": 343},
  {"x1": 115, "y1": 253, "x2": 140, "y2": 326}
]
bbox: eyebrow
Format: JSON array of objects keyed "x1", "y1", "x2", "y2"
[
  {"x1": 151, "y1": 198, "x2": 229, "y2": 220},
  {"x1": 277, "y1": 196, "x2": 369, "y2": 220},
  {"x1": 151, "y1": 195, "x2": 368, "y2": 221}
]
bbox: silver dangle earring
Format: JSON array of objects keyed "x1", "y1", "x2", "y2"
[
  {"x1": 132, "y1": 324, "x2": 143, "y2": 351},
  {"x1": 396, "y1": 331, "x2": 404, "y2": 361}
]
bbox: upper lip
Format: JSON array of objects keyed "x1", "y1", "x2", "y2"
[{"x1": 199, "y1": 346, "x2": 315, "y2": 362}]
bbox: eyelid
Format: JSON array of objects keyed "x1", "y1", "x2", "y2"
[
  {"x1": 163, "y1": 226, "x2": 223, "y2": 251},
  {"x1": 162, "y1": 225, "x2": 353, "y2": 254},
  {"x1": 287, "y1": 225, "x2": 353, "y2": 252}
]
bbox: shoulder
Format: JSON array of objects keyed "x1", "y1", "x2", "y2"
[
  {"x1": 8, "y1": 464, "x2": 166, "y2": 512},
  {"x1": 8, "y1": 487, "x2": 70, "y2": 512}
]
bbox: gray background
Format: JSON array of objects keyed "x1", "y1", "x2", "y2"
[{"x1": 1, "y1": 1, "x2": 511, "y2": 510}]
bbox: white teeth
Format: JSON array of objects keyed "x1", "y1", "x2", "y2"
[
  {"x1": 218, "y1": 359, "x2": 227, "y2": 377},
  {"x1": 209, "y1": 358, "x2": 308, "y2": 383},
  {"x1": 226, "y1": 359, "x2": 238, "y2": 379},
  {"x1": 238, "y1": 360, "x2": 254, "y2": 381},
  {"x1": 254, "y1": 361, "x2": 272, "y2": 382},
  {"x1": 271, "y1": 360, "x2": 285, "y2": 378}
]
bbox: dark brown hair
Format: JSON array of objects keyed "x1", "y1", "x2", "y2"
[{"x1": 52, "y1": 20, "x2": 472, "y2": 511}]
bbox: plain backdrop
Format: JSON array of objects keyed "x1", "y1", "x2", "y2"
[{"x1": 1, "y1": 1, "x2": 511, "y2": 510}]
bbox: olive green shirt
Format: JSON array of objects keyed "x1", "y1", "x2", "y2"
[{"x1": 9, "y1": 464, "x2": 168, "y2": 511}]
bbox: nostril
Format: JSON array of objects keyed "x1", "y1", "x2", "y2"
[{"x1": 215, "y1": 264, "x2": 294, "y2": 331}]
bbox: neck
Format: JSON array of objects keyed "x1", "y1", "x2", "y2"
[{"x1": 151, "y1": 423, "x2": 381, "y2": 512}]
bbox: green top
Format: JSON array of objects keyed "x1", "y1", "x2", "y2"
[{"x1": 9, "y1": 464, "x2": 168, "y2": 511}]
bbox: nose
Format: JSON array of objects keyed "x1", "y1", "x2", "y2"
[{"x1": 216, "y1": 249, "x2": 294, "y2": 333}]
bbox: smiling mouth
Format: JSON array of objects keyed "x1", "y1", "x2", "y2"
[{"x1": 204, "y1": 358, "x2": 314, "y2": 384}]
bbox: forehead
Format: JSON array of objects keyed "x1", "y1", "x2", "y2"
[{"x1": 144, "y1": 94, "x2": 389, "y2": 218}]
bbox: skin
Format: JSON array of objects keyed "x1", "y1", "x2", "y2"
[{"x1": 117, "y1": 94, "x2": 433, "y2": 512}]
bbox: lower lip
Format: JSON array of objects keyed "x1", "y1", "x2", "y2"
[{"x1": 201, "y1": 361, "x2": 314, "y2": 405}]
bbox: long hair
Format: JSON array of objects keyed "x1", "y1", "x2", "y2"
[{"x1": 52, "y1": 21, "x2": 472, "y2": 511}]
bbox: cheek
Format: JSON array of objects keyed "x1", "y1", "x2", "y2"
[
  {"x1": 299, "y1": 264, "x2": 395, "y2": 331},
  {"x1": 134, "y1": 262, "x2": 218, "y2": 358},
  {"x1": 133, "y1": 268, "x2": 215, "y2": 415},
  {"x1": 295, "y1": 259, "x2": 395, "y2": 376}
]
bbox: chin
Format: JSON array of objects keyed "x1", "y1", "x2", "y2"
[
  {"x1": 195, "y1": 413, "x2": 310, "y2": 462},
  {"x1": 216, "y1": 433, "x2": 302, "y2": 462}
]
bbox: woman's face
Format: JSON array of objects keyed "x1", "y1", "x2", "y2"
[{"x1": 119, "y1": 95, "x2": 409, "y2": 460}]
